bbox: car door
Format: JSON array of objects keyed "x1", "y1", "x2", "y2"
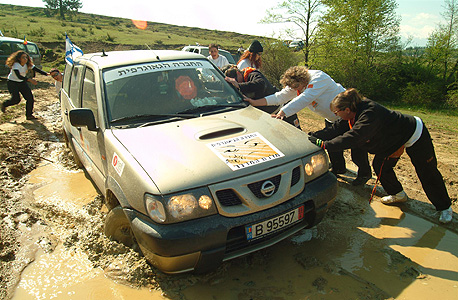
[{"x1": 78, "y1": 67, "x2": 106, "y2": 189}]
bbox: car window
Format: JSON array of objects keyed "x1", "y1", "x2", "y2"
[
  {"x1": 26, "y1": 44, "x2": 39, "y2": 55},
  {"x1": 103, "y1": 59, "x2": 244, "y2": 122},
  {"x1": 0, "y1": 43, "x2": 12, "y2": 55},
  {"x1": 63, "y1": 63, "x2": 73, "y2": 94},
  {"x1": 82, "y1": 68, "x2": 98, "y2": 124},
  {"x1": 220, "y1": 51, "x2": 235, "y2": 64},
  {"x1": 11, "y1": 43, "x2": 26, "y2": 53},
  {"x1": 69, "y1": 64, "x2": 84, "y2": 107}
]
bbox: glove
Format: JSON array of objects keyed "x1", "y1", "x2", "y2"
[{"x1": 308, "y1": 135, "x2": 326, "y2": 149}]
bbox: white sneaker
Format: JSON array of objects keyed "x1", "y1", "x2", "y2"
[
  {"x1": 439, "y1": 206, "x2": 453, "y2": 224},
  {"x1": 381, "y1": 191, "x2": 408, "y2": 204}
]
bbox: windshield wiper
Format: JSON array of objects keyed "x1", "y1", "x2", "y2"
[
  {"x1": 177, "y1": 103, "x2": 247, "y2": 115},
  {"x1": 111, "y1": 113, "x2": 197, "y2": 124}
]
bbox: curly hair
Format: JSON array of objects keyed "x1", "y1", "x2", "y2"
[
  {"x1": 6, "y1": 50, "x2": 33, "y2": 69},
  {"x1": 237, "y1": 51, "x2": 262, "y2": 69},
  {"x1": 279, "y1": 66, "x2": 311, "y2": 89},
  {"x1": 331, "y1": 88, "x2": 364, "y2": 112}
]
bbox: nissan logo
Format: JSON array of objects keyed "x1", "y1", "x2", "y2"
[{"x1": 260, "y1": 180, "x2": 276, "y2": 197}]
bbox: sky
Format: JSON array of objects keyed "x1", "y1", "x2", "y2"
[{"x1": 0, "y1": 0, "x2": 448, "y2": 47}]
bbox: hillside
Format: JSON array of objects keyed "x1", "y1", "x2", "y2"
[{"x1": 0, "y1": 3, "x2": 262, "y2": 69}]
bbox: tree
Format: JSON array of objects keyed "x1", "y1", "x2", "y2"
[
  {"x1": 313, "y1": 0, "x2": 401, "y2": 95},
  {"x1": 425, "y1": 0, "x2": 458, "y2": 83},
  {"x1": 261, "y1": 0, "x2": 323, "y2": 64},
  {"x1": 259, "y1": 39, "x2": 301, "y2": 88},
  {"x1": 42, "y1": 0, "x2": 83, "y2": 20}
]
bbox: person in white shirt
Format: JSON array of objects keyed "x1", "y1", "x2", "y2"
[
  {"x1": 245, "y1": 66, "x2": 371, "y2": 185},
  {"x1": 207, "y1": 43, "x2": 229, "y2": 69},
  {"x1": 237, "y1": 40, "x2": 263, "y2": 70},
  {"x1": 1, "y1": 50, "x2": 49, "y2": 120}
]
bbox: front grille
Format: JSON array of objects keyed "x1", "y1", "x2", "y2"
[
  {"x1": 291, "y1": 166, "x2": 301, "y2": 187},
  {"x1": 247, "y1": 175, "x2": 281, "y2": 198},
  {"x1": 216, "y1": 189, "x2": 242, "y2": 206}
]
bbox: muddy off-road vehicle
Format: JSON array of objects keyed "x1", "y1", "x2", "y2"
[{"x1": 60, "y1": 50, "x2": 337, "y2": 274}]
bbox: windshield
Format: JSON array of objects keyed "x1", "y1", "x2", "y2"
[{"x1": 103, "y1": 59, "x2": 244, "y2": 124}]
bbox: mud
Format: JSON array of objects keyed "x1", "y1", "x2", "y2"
[{"x1": 0, "y1": 75, "x2": 457, "y2": 299}]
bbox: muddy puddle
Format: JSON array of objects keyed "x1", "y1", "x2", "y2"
[{"x1": 13, "y1": 160, "x2": 458, "y2": 299}]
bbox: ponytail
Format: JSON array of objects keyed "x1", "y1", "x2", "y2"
[{"x1": 332, "y1": 88, "x2": 364, "y2": 112}]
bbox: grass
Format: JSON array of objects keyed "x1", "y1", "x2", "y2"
[{"x1": 0, "y1": 3, "x2": 259, "y2": 52}]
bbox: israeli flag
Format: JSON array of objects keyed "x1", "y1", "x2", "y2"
[{"x1": 65, "y1": 34, "x2": 83, "y2": 64}]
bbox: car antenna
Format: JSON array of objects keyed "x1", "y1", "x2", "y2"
[
  {"x1": 144, "y1": 43, "x2": 160, "y2": 60},
  {"x1": 101, "y1": 49, "x2": 108, "y2": 57}
]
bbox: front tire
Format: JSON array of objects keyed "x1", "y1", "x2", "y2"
[{"x1": 104, "y1": 206, "x2": 136, "y2": 249}]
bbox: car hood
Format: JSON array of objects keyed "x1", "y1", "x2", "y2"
[{"x1": 111, "y1": 107, "x2": 315, "y2": 194}]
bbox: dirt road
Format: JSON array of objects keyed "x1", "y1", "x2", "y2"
[{"x1": 1, "y1": 76, "x2": 457, "y2": 299}]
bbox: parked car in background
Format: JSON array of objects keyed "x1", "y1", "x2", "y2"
[
  {"x1": 60, "y1": 49, "x2": 337, "y2": 274},
  {"x1": 182, "y1": 44, "x2": 236, "y2": 65},
  {"x1": 289, "y1": 40, "x2": 304, "y2": 52},
  {"x1": 0, "y1": 36, "x2": 42, "y2": 77}
]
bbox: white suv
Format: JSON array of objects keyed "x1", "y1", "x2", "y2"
[{"x1": 60, "y1": 49, "x2": 337, "y2": 274}]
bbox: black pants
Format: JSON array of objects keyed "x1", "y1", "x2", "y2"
[
  {"x1": 320, "y1": 120, "x2": 371, "y2": 177},
  {"x1": 4, "y1": 80, "x2": 34, "y2": 117},
  {"x1": 372, "y1": 124, "x2": 451, "y2": 211}
]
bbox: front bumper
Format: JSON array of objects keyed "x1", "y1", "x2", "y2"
[{"x1": 126, "y1": 172, "x2": 337, "y2": 274}]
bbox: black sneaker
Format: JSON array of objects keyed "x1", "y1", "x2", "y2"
[
  {"x1": 351, "y1": 175, "x2": 372, "y2": 186},
  {"x1": 1, "y1": 103, "x2": 5, "y2": 113},
  {"x1": 26, "y1": 115, "x2": 37, "y2": 120}
]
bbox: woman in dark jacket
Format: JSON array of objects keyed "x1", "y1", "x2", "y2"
[{"x1": 309, "y1": 88, "x2": 453, "y2": 224}]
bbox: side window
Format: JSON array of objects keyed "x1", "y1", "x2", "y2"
[
  {"x1": 82, "y1": 68, "x2": 98, "y2": 124},
  {"x1": 63, "y1": 63, "x2": 73, "y2": 94},
  {"x1": 26, "y1": 44, "x2": 39, "y2": 55},
  {"x1": 69, "y1": 64, "x2": 84, "y2": 107},
  {"x1": 0, "y1": 42, "x2": 12, "y2": 55},
  {"x1": 12, "y1": 43, "x2": 26, "y2": 53}
]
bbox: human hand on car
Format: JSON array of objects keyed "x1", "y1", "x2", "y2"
[
  {"x1": 272, "y1": 110, "x2": 286, "y2": 120},
  {"x1": 308, "y1": 135, "x2": 326, "y2": 149}
]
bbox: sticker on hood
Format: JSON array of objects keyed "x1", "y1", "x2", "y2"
[{"x1": 207, "y1": 132, "x2": 284, "y2": 171}]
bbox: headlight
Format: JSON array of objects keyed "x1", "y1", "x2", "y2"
[
  {"x1": 144, "y1": 187, "x2": 217, "y2": 224},
  {"x1": 302, "y1": 151, "x2": 329, "y2": 183}
]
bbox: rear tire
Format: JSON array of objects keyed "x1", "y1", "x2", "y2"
[{"x1": 104, "y1": 206, "x2": 136, "y2": 249}]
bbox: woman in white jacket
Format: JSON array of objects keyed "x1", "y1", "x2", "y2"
[{"x1": 245, "y1": 66, "x2": 371, "y2": 185}]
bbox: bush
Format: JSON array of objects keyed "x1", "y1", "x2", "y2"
[
  {"x1": 400, "y1": 82, "x2": 445, "y2": 107},
  {"x1": 446, "y1": 84, "x2": 458, "y2": 109},
  {"x1": 260, "y1": 39, "x2": 301, "y2": 89}
]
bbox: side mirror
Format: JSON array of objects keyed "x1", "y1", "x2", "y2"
[{"x1": 69, "y1": 108, "x2": 98, "y2": 131}]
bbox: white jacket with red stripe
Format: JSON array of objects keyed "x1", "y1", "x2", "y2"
[{"x1": 265, "y1": 70, "x2": 345, "y2": 121}]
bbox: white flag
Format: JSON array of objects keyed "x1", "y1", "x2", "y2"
[{"x1": 65, "y1": 34, "x2": 83, "y2": 64}]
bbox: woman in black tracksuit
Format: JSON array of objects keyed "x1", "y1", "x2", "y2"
[
  {"x1": 309, "y1": 88, "x2": 453, "y2": 224},
  {"x1": 1, "y1": 50, "x2": 49, "y2": 120}
]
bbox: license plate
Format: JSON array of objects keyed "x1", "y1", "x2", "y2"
[{"x1": 246, "y1": 205, "x2": 304, "y2": 241}]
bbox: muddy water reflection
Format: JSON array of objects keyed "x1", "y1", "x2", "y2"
[{"x1": 16, "y1": 163, "x2": 458, "y2": 299}]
